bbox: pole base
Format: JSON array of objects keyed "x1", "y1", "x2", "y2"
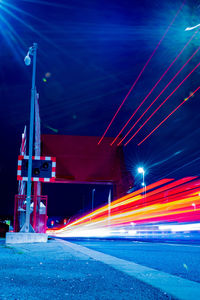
[
  {"x1": 20, "y1": 223, "x2": 35, "y2": 233},
  {"x1": 6, "y1": 232, "x2": 48, "y2": 244}
]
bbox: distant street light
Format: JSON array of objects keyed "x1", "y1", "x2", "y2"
[
  {"x1": 20, "y1": 43, "x2": 38, "y2": 233},
  {"x1": 138, "y1": 167, "x2": 145, "y2": 174}
]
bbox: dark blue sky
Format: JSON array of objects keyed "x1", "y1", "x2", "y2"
[{"x1": 0, "y1": 0, "x2": 200, "y2": 217}]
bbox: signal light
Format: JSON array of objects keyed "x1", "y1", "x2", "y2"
[
  {"x1": 33, "y1": 168, "x2": 40, "y2": 176},
  {"x1": 17, "y1": 155, "x2": 56, "y2": 182},
  {"x1": 42, "y1": 162, "x2": 49, "y2": 170}
]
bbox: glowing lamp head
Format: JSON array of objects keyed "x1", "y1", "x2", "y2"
[
  {"x1": 138, "y1": 167, "x2": 145, "y2": 174},
  {"x1": 24, "y1": 53, "x2": 31, "y2": 66}
]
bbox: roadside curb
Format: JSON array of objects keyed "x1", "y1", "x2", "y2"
[{"x1": 58, "y1": 239, "x2": 200, "y2": 300}]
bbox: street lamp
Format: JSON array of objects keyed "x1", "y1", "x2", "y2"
[{"x1": 20, "y1": 43, "x2": 38, "y2": 233}]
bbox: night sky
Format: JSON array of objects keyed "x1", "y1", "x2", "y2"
[{"x1": 0, "y1": 0, "x2": 200, "y2": 219}]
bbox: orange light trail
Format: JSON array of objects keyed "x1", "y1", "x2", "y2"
[{"x1": 49, "y1": 176, "x2": 200, "y2": 238}]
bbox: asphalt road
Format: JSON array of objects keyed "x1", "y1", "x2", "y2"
[{"x1": 63, "y1": 239, "x2": 200, "y2": 283}]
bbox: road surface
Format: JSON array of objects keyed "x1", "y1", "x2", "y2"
[{"x1": 63, "y1": 238, "x2": 200, "y2": 283}]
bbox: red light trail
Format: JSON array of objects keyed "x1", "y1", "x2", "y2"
[
  {"x1": 98, "y1": 1, "x2": 186, "y2": 145},
  {"x1": 111, "y1": 34, "x2": 199, "y2": 146},
  {"x1": 49, "y1": 176, "x2": 200, "y2": 239},
  {"x1": 137, "y1": 86, "x2": 200, "y2": 146},
  {"x1": 124, "y1": 61, "x2": 200, "y2": 146},
  {"x1": 117, "y1": 47, "x2": 200, "y2": 146}
]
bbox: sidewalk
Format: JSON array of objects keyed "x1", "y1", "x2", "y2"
[{"x1": 0, "y1": 238, "x2": 172, "y2": 300}]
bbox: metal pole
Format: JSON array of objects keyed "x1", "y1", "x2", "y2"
[
  {"x1": 142, "y1": 172, "x2": 146, "y2": 199},
  {"x1": 21, "y1": 43, "x2": 37, "y2": 233},
  {"x1": 34, "y1": 92, "x2": 41, "y2": 231},
  {"x1": 92, "y1": 189, "x2": 95, "y2": 211},
  {"x1": 108, "y1": 189, "x2": 111, "y2": 226}
]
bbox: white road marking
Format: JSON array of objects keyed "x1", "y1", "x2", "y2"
[{"x1": 59, "y1": 239, "x2": 200, "y2": 300}]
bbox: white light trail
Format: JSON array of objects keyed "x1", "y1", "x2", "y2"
[{"x1": 185, "y1": 24, "x2": 200, "y2": 31}]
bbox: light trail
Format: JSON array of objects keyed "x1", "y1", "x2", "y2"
[
  {"x1": 49, "y1": 176, "x2": 200, "y2": 239},
  {"x1": 117, "y1": 46, "x2": 200, "y2": 146},
  {"x1": 111, "y1": 32, "x2": 200, "y2": 146},
  {"x1": 98, "y1": 1, "x2": 186, "y2": 145},
  {"x1": 124, "y1": 61, "x2": 200, "y2": 146},
  {"x1": 54, "y1": 179, "x2": 174, "y2": 230},
  {"x1": 138, "y1": 86, "x2": 200, "y2": 145},
  {"x1": 185, "y1": 24, "x2": 200, "y2": 31}
]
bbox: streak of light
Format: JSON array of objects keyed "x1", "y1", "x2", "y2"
[
  {"x1": 112, "y1": 33, "x2": 200, "y2": 146},
  {"x1": 21, "y1": 0, "x2": 77, "y2": 10},
  {"x1": 117, "y1": 46, "x2": 200, "y2": 146},
  {"x1": 2, "y1": 1, "x2": 54, "y2": 27},
  {"x1": 48, "y1": 176, "x2": 200, "y2": 239},
  {"x1": 124, "y1": 61, "x2": 200, "y2": 146},
  {"x1": 159, "y1": 223, "x2": 200, "y2": 231},
  {"x1": 44, "y1": 124, "x2": 58, "y2": 133},
  {"x1": 0, "y1": 5, "x2": 40, "y2": 37},
  {"x1": 0, "y1": 2, "x2": 86, "y2": 66},
  {"x1": 163, "y1": 156, "x2": 200, "y2": 179},
  {"x1": 97, "y1": 1, "x2": 186, "y2": 145},
  {"x1": 0, "y1": 14, "x2": 26, "y2": 48},
  {"x1": 138, "y1": 86, "x2": 200, "y2": 145},
  {"x1": 52, "y1": 179, "x2": 174, "y2": 231},
  {"x1": 149, "y1": 150, "x2": 182, "y2": 168},
  {"x1": 185, "y1": 24, "x2": 200, "y2": 31}
]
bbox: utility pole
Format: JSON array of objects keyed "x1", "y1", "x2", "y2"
[
  {"x1": 92, "y1": 188, "x2": 95, "y2": 211},
  {"x1": 21, "y1": 43, "x2": 38, "y2": 233},
  {"x1": 108, "y1": 189, "x2": 111, "y2": 226}
]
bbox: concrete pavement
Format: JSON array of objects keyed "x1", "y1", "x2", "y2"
[{"x1": 0, "y1": 237, "x2": 172, "y2": 300}]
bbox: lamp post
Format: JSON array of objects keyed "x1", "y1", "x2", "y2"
[
  {"x1": 92, "y1": 188, "x2": 95, "y2": 211},
  {"x1": 20, "y1": 43, "x2": 38, "y2": 233},
  {"x1": 108, "y1": 189, "x2": 111, "y2": 227},
  {"x1": 137, "y1": 167, "x2": 146, "y2": 198}
]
